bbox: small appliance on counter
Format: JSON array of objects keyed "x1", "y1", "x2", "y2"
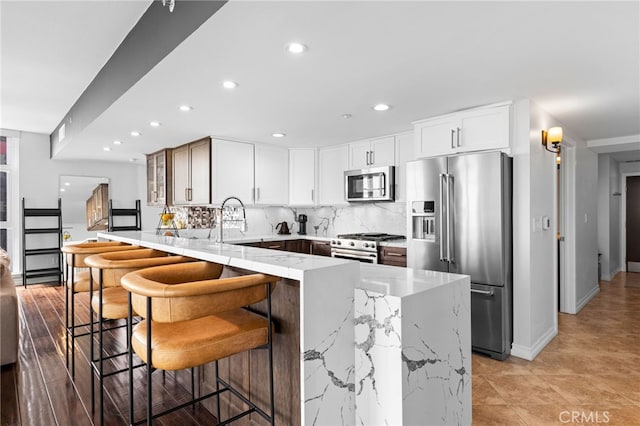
[
  {"x1": 276, "y1": 221, "x2": 291, "y2": 235},
  {"x1": 297, "y1": 214, "x2": 308, "y2": 235}
]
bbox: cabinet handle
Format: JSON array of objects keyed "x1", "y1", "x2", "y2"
[
  {"x1": 366, "y1": 151, "x2": 370, "y2": 165},
  {"x1": 311, "y1": 189, "x2": 314, "y2": 202},
  {"x1": 371, "y1": 150, "x2": 375, "y2": 165},
  {"x1": 451, "y1": 129, "x2": 456, "y2": 149},
  {"x1": 256, "y1": 187, "x2": 260, "y2": 202},
  {"x1": 267, "y1": 245, "x2": 281, "y2": 249},
  {"x1": 185, "y1": 188, "x2": 189, "y2": 201},
  {"x1": 456, "y1": 127, "x2": 461, "y2": 147},
  {"x1": 386, "y1": 252, "x2": 405, "y2": 257},
  {"x1": 252, "y1": 187, "x2": 255, "y2": 203}
]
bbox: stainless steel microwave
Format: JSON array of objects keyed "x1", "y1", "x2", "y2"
[{"x1": 344, "y1": 166, "x2": 395, "y2": 202}]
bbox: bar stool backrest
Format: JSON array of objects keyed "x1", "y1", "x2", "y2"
[
  {"x1": 121, "y1": 261, "x2": 277, "y2": 323},
  {"x1": 62, "y1": 242, "x2": 140, "y2": 268}
]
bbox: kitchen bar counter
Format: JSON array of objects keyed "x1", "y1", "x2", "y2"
[{"x1": 98, "y1": 231, "x2": 469, "y2": 425}]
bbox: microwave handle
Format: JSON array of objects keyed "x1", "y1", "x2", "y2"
[{"x1": 380, "y1": 173, "x2": 386, "y2": 196}]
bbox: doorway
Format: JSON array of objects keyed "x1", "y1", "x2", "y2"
[{"x1": 626, "y1": 176, "x2": 640, "y2": 272}]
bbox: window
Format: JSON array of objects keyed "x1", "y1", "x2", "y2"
[{"x1": 0, "y1": 134, "x2": 18, "y2": 273}]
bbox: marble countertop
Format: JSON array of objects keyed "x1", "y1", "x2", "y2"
[
  {"x1": 359, "y1": 263, "x2": 468, "y2": 298},
  {"x1": 221, "y1": 233, "x2": 407, "y2": 248},
  {"x1": 98, "y1": 231, "x2": 440, "y2": 297}
]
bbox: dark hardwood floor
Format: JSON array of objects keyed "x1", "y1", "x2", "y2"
[{"x1": 1, "y1": 283, "x2": 216, "y2": 426}]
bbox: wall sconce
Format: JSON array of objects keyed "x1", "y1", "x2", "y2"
[{"x1": 542, "y1": 126, "x2": 563, "y2": 154}]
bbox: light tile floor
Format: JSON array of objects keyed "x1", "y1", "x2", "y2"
[{"x1": 472, "y1": 272, "x2": 640, "y2": 425}]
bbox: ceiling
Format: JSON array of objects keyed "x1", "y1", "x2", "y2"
[{"x1": 2, "y1": 1, "x2": 639, "y2": 163}]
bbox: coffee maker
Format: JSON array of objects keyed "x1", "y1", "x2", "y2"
[{"x1": 297, "y1": 214, "x2": 308, "y2": 235}]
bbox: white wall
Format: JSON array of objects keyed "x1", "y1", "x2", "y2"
[
  {"x1": 18, "y1": 131, "x2": 144, "y2": 273},
  {"x1": 510, "y1": 99, "x2": 599, "y2": 360}
]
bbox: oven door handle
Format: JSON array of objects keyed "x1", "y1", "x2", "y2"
[{"x1": 331, "y1": 250, "x2": 377, "y2": 261}]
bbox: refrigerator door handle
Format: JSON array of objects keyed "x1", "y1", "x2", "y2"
[
  {"x1": 471, "y1": 288, "x2": 494, "y2": 296},
  {"x1": 448, "y1": 174, "x2": 455, "y2": 263},
  {"x1": 439, "y1": 173, "x2": 447, "y2": 261}
]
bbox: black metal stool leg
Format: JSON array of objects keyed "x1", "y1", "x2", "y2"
[
  {"x1": 146, "y1": 296, "x2": 153, "y2": 426},
  {"x1": 215, "y1": 361, "x2": 220, "y2": 424},
  {"x1": 128, "y1": 293, "x2": 134, "y2": 426},
  {"x1": 89, "y1": 268, "x2": 95, "y2": 415},
  {"x1": 267, "y1": 284, "x2": 275, "y2": 426},
  {"x1": 99, "y1": 268, "x2": 105, "y2": 426}
]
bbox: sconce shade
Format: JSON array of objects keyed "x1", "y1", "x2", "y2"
[{"x1": 548, "y1": 127, "x2": 563, "y2": 144}]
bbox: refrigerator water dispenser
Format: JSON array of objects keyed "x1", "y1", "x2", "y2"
[{"x1": 411, "y1": 201, "x2": 436, "y2": 241}]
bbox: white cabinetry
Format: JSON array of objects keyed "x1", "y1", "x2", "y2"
[
  {"x1": 349, "y1": 136, "x2": 395, "y2": 169},
  {"x1": 394, "y1": 131, "x2": 415, "y2": 202},
  {"x1": 414, "y1": 103, "x2": 510, "y2": 158},
  {"x1": 211, "y1": 139, "x2": 254, "y2": 204},
  {"x1": 254, "y1": 144, "x2": 289, "y2": 205},
  {"x1": 172, "y1": 137, "x2": 211, "y2": 205},
  {"x1": 318, "y1": 145, "x2": 349, "y2": 205},
  {"x1": 289, "y1": 149, "x2": 316, "y2": 206}
]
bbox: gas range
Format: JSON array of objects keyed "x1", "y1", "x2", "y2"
[{"x1": 330, "y1": 233, "x2": 405, "y2": 263}]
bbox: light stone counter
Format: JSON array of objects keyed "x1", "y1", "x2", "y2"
[
  {"x1": 356, "y1": 264, "x2": 471, "y2": 425},
  {"x1": 98, "y1": 231, "x2": 468, "y2": 425}
]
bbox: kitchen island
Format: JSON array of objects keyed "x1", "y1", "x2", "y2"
[{"x1": 97, "y1": 231, "x2": 470, "y2": 425}]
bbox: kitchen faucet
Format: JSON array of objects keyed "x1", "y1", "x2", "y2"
[{"x1": 209, "y1": 196, "x2": 246, "y2": 242}]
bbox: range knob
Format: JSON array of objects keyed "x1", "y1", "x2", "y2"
[
  {"x1": 331, "y1": 240, "x2": 336, "y2": 245},
  {"x1": 363, "y1": 243, "x2": 369, "y2": 248},
  {"x1": 337, "y1": 241, "x2": 342, "y2": 245},
  {"x1": 349, "y1": 242, "x2": 355, "y2": 247}
]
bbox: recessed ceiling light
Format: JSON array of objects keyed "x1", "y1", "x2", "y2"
[
  {"x1": 129, "y1": 158, "x2": 138, "y2": 162},
  {"x1": 179, "y1": 105, "x2": 193, "y2": 111},
  {"x1": 287, "y1": 42, "x2": 307, "y2": 54},
  {"x1": 113, "y1": 140, "x2": 122, "y2": 145},
  {"x1": 130, "y1": 131, "x2": 141, "y2": 137},
  {"x1": 222, "y1": 80, "x2": 238, "y2": 89},
  {"x1": 373, "y1": 104, "x2": 390, "y2": 112},
  {"x1": 149, "y1": 121, "x2": 161, "y2": 127},
  {"x1": 272, "y1": 133, "x2": 286, "y2": 138},
  {"x1": 342, "y1": 114, "x2": 352, "y2": 119},
  {"x1": 103, "y1": 147, "x2": 111, "y2": 151},
  {"x1": 60, "y1": 188, "x2": 65, "y2": 192},
  {"x1": 64, "y1": 182, "x2": 70, "y2": 186}
]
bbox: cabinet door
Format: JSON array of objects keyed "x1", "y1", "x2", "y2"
[
  {"x1": 458, "y1": 105, "x2": 510, "y2": 152},
  {"x1": 255, "y1": 144, "x2": 288, "y2": 205},
  {"x1": 172, "y1": 145, "x2": 190, "y2": 205},
  {"x1": 394, "y1": 132, "x2": 414, "y2": 202},
  {"x1": 189, "y1": 139, "x2": 211, "y2": 205},
  {"x1": 370, "y1": 136, "x2": 395, "y2": 166},
  {"x1": 212, "y1": 139, "x2": 254, "y2": 204},
  {"x1": 318, "y1": 145, "x2": 349, "y2": 205},
  {"x1": 146, "y1": 154, "x2": 156, "y2": 205},
  {"x1": 348, "y1": 140, "x2": 371, "y2": 169},
  {"x1": 414, "y1": 116, "x2": 459, "y2": 158},
  {"x1": 289, "y1": 149, "x2": 316, "y2": 206},
  {"x1": 310, "y1": 240, "x2": 332, "y2": 257}
]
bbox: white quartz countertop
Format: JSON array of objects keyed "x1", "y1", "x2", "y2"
[
  {"x1": 97, "y1": 231, "x2": 352, "y2": 281},
  {"x1": 98, "y1": 231, "x2": 442, "y2": 297},
  {"x1": 359, "y1": 263, "x2": 468, "y2": 298}
]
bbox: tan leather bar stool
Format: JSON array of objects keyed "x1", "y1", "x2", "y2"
[
  {"x1": 84, "y1": 249, "x2": 195, "y2": 426},
  {"x1": 61, "y1": 241, "x2": 140, "y2": 379},
  {"x1": 121, "y1": 261, "x2": 278, "y2": 426}
]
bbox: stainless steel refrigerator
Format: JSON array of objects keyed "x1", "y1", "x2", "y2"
[{"x1": 407, "y1": 151, "x2": 512, "y2": 360}]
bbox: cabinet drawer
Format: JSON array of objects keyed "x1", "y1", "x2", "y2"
[{"x1": 379, "y1": 246, "x2": 407, "y2": 267}]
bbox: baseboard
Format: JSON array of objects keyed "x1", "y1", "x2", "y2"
[
  {"x1": 576, "y1": 284, "x2": 600, "y2": 313},
  {"x1": 511, "y1": 325, "x2": 558, "y2": 361}
]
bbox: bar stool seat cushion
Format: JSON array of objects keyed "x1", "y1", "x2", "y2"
[
  {"x1": 132, "y1": 309, "x2": 268, "y2": 371},
  {"x1": 91, "y1": 287, "x2": 132, "y2": 319}
]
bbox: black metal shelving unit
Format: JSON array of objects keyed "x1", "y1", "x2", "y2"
[
  {"x1": 108, "y1": 199, "x2": 142, "y2": 231},
  {"x1": 22, "y1": 198, "x2": 63, "y2": 287}
]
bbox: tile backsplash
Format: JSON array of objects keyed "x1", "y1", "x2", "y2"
[{"x1": 170, "y1": 202, "x2": 407, "y2": 240}]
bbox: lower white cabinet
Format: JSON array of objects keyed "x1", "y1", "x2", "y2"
[
  {"x1": 318, "y1": 144, "x2": 349, "y2": 205},
  {"x1": 254, "y1": 144, "x2": 289, "y2": 205},
  {"x1": 289, "y1": 149, "x2": 316, "y2": 206},
  {"x1": 211, "y1": 139, "x2": 254, "y2": 204}
]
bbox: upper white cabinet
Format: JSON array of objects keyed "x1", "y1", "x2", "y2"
[
  {"x1": 394, "y1": 131, "x2": 415, "y2": 202},
  {"x1": 414, "y1": 103, "x2": 510, "y2": 158},
  {"x1": 318, "y1": 144, "x2": 349, "y2": 205},
  {"x1": 211, "y1": 139, "x2": 254, "y2": 204},
  {"x1": 289, "y1": 149, "x2": 316, "y2": 206},
  {"x1": 172, "y1": 137, "x2": 211, "y2": 205},
  {"x1": 348, "y1": 136, "x2": 395, "y2": 169},
  {"x1": 254, "y1": 144, "x2": 289, "y2": 205}
]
